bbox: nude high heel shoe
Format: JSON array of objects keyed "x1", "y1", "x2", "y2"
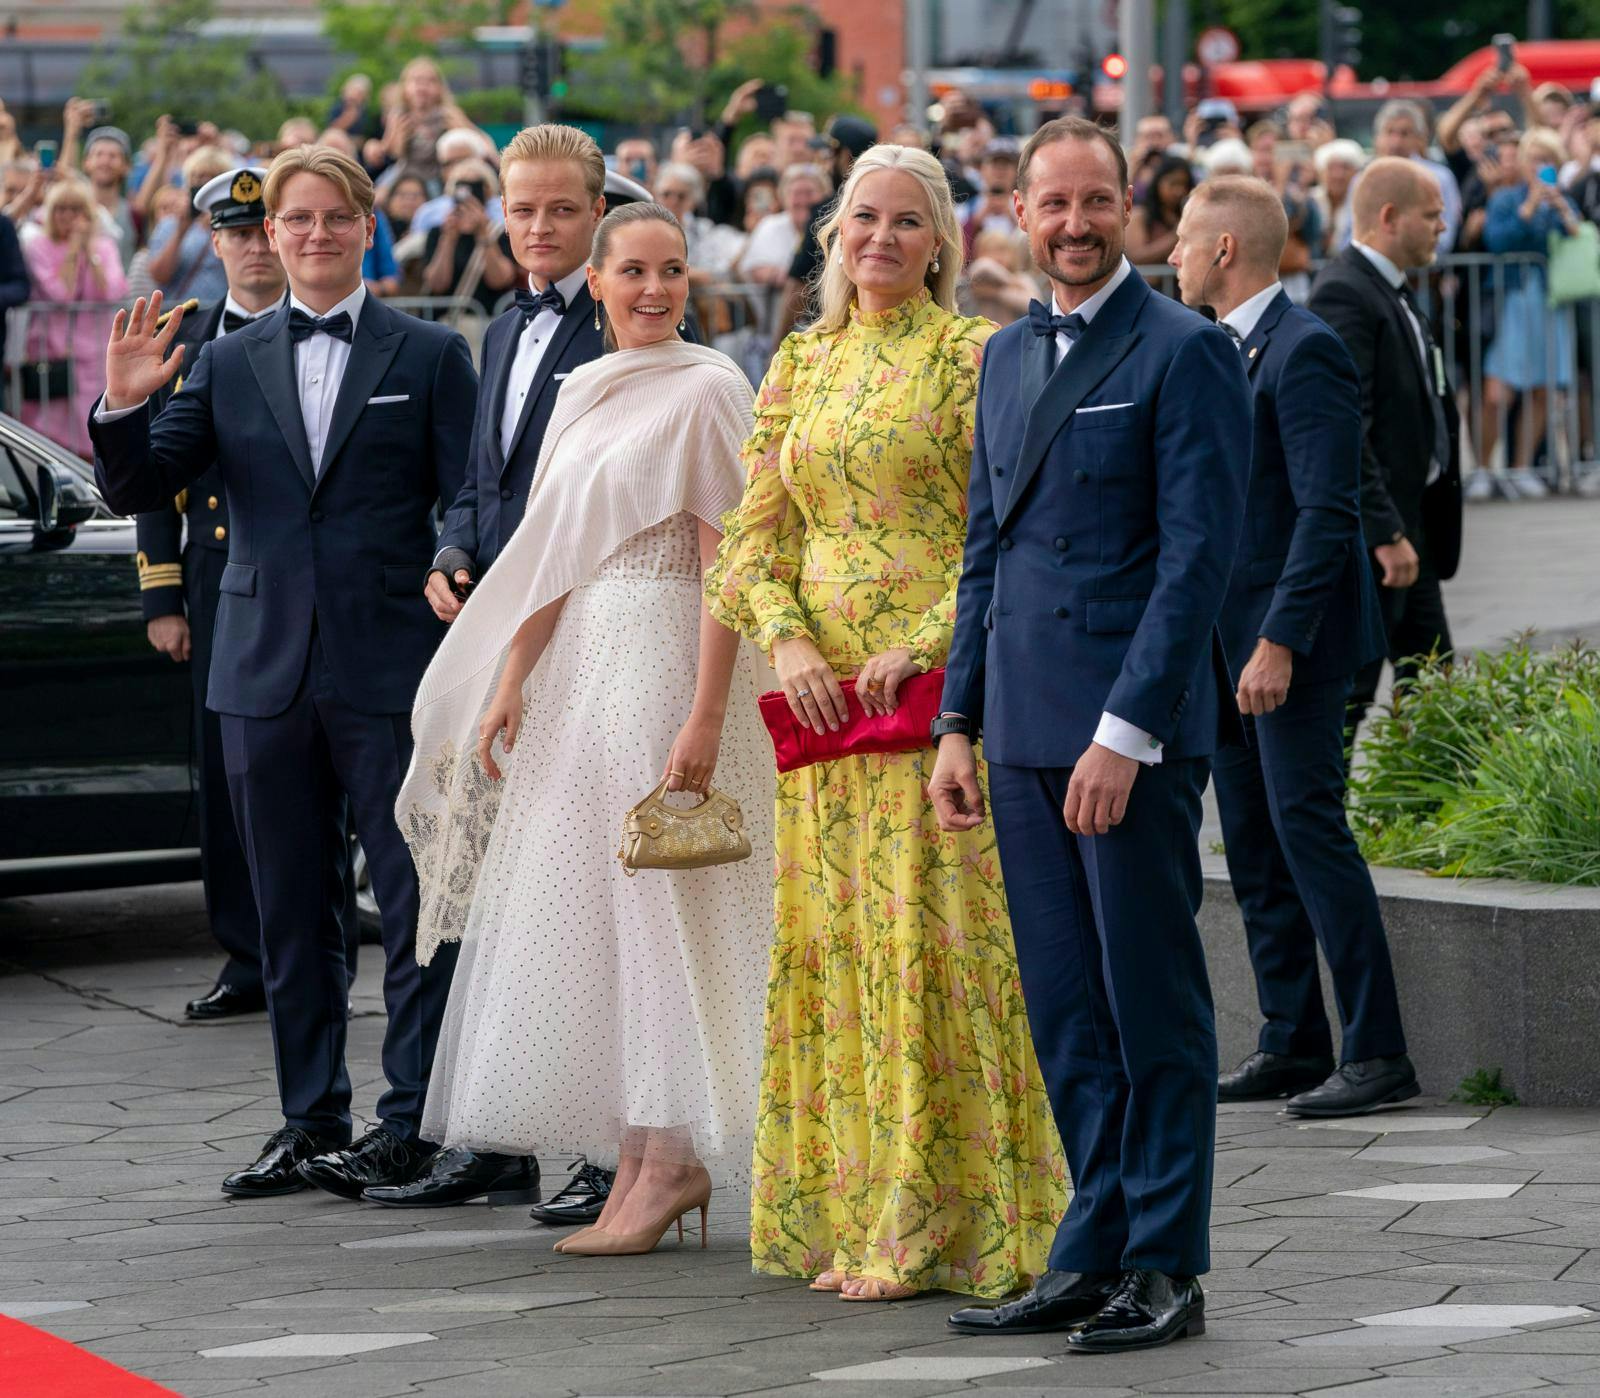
[{"x1": 558, "y1": 1169, "x2": 711, "y2": 1256}]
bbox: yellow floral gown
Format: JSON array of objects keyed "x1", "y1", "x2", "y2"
[{"x1": 706, "y1": 290, "x2": 1068, "y2": 1298}]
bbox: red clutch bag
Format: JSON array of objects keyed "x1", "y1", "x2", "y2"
[{"x1": 757, "y1": 667, "x2": 945, "y2": 773}]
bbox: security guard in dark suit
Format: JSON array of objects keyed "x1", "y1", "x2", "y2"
[{"x1": 136, "y1": 168, "x2": 357, "y2": 1020}]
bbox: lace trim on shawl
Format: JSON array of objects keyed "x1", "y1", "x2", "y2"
[{"x1": 406, "y1": 737, "x2": 504, "y2": 967}]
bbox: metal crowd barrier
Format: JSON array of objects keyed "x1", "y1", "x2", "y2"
[
  {"x1": 9, "y1": 266, "x2": 1599, "y2": 493},
  {"x1": 1135, "y1": 252, "x2": 1600, "y2": 495}
]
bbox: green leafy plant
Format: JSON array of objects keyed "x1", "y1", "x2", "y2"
[
  {"x1": 78, "y1": 0, "x2": 292, "y2": 142},
  {"x1": 1348, "y1": 637, "x2": 1600, "y2": 887},
  {"x1": 1451, "y1": 1068, "x2": 1518, "y2": 1107}
]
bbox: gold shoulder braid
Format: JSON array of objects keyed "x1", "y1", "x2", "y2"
[{"x1": 617, "y1": 778, "x2": 751, "y2": 876}]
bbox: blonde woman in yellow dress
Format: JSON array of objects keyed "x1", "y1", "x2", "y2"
[{"x1": 706, "y1": 144, "x2": 1068, "y2": 1302}]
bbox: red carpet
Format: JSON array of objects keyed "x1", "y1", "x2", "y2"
[{"x1": 0, "y1": 1315, "x2": 179, "y2": 1397}]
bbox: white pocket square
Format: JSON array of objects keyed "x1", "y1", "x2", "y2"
[
  {"x1": 367, "y1": 393, "x2": 410, "y2": 405},
  {"x1": 1076, "y1": 401, "x2": 1134, "y2": 414},
  {"x1": 553, "y1": 372, "x2": 572, "y2": 380}
]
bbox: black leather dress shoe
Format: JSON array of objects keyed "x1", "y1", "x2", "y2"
[
  {"x1": 528, "y1": 1159, "x2": 614, "y2": 1226},
  {"x1": 362, "y1": 1148, "x2": 540, "y2": 1208},
  {"x1": 185, "y1": 983, "x2": 266, "y2": 1020},
  {"x1": 298, "y1": 1127, "x2": 430, "y2": 1200},
  {"x1": 222, "y1": 1127, "x2": 341, "y2": 1197},
  {"x1": 1064, "y1": 1269, "x2": 1205, "y2": 1353},
  {"x1": 1218, "y1": 1050, "x2": 1335, "y2": 1102},
  {"x1": 1285, "y1": 1054, "x2": 1421, "y2": 1117},
  {"x1": 947, "y1": 1270, "x2": 1121, "y2": 1334}
]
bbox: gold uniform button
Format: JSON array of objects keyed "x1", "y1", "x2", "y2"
[
  {"x1": 214, "y1": 526, "x2": 226, "y2": 541},
  {"x1": 208, "y1": 496, "x2": 219, "y2": 510}
]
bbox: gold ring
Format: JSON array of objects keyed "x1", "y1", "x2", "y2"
[
  {"x1": 866, "y1": 678, "x2": 885, "y2": 691},
  {"x1": 668, "y1": 769, "x2": 685, "y2": 776}
]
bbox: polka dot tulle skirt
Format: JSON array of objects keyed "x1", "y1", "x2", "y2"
[{"x1": 419, "y1": 514, "x2": 775, "y2": 1169}]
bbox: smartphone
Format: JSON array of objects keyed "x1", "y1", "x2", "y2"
[
  {"x1": 753, "y1": 83, "x2": 789, "y2": 123},
  {"x1": 453, "y1": 179, "x2": 487, "y2": 204},
  {"x1": 1492, "y1": 33, "x2": 1516, "y2": 74},
  {"x1": 175, "y1": 119, "x2": 199, "y2": 137},
  {"x1": 88, "y1": 98, "x2": 110, "y2": 121},
  {"x1": 35, "y1": 140, "x2": 58, "y2": 170},
  {"x1": 1538, "y1": 164, "x2": 1559, "y2": 185}
]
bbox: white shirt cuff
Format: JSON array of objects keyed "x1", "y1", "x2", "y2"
[
  {"x1": 1094, "y1": 711, "x2": 1164, "y2": 765},
  {"x1": 93, "y1": 394, "x2": 148, "y2": 423}
]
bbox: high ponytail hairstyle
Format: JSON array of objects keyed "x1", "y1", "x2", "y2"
[{"x1": 589, "y1": 201, "x2": 689, "y2": 351}]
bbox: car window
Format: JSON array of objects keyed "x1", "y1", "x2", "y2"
[{"x1": 0, "y1": 442, "x2": 32, "y2": 521}]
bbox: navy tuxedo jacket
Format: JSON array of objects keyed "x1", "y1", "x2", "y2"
[
  {"x1": 91, "y1": 295, "x2": 478, "y2": 719},
  {"x1": 1219, "y1": 291, "x2": 1387, "y2": 685},
  {"x1": 435, "y1": 283, "x2": 602, "y2": 575},
  {"x1": 942, "y1": 271, "x2": 1252, "y2": 766}
]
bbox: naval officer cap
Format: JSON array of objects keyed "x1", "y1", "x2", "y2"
[{"x1": 193, "y1": 167, "x2": 268, "y2": 229}]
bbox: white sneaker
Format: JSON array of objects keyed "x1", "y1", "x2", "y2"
[
  {"x1": 1575, "y1": 467, "x2": 1600, "y2": 498},
  {"x1": 1463, "y1": 469, "x2": 1496, "y2": 502},
  {"x1": 1505, "y1": 468, "x2": 1550, "y2": 499}
]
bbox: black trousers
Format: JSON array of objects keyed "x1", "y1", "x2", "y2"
[
  {"x1": 1213, "y1": 675, "x2": 1407, "y2": 1064},
  {"x1": 189, "y1": 547, "x2": 358, "y2": 995},
  {"x1": 220, "y1": 629, "x2": 456, "y2": 1143},
  {"x1": 1347, "y1": 549, "x2": 1452, "y2": 739}
]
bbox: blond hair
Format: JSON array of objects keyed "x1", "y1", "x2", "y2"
[
  {"x1": 811, "y1": 144, "x2": 962, "y2": 335},
  {"x1": 1351, "y1": 156, "x2": 1436, "y2": 237},
  {"x1": 1520, "y1": 128, "x2": 1566, "y2": 168},
  {"x1": 499, "y1": 123, "x2": 606, "y2": 202},
  {"x1": 263, "y1": 144, "x2": 375, "y2": 217},
  {"x1": 182, "y1": 145, "x2": 234, "y2": 188},
  {"x1": 1185, "y1": 174, "x2": 1289, "y2": 272}
]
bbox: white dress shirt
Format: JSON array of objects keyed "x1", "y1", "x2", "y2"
[
  {"x1": 1043, "y1": 257, "x2": 1163, "y2": 767},
  {"x1": 288, "y1": 283, "x2": 366, "y2": 476},
  {"x1": 220, "y1": 291, "x2": 285, "y2": 335},
  {"x1": 1352, "y1": 241, "x2": 1443, "y2": 486},
  {"x1": 500, "y1": 263, "x2": 590, "y2": 458},
  {"x1": 1219, "y1": 280, "x2": 1283, "y2": 346}
]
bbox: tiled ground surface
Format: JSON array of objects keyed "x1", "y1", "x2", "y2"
[{"x1": 4, "y1": 889, "x2": 1600, "y2": 1397}]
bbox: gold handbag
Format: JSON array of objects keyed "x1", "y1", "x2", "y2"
[{"x1": 617, "y1": 777, "x2": 752, "y2": 876}]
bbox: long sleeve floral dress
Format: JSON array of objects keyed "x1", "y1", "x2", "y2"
[{"x1": 706, "y1": 289, "x2": 1068, "y2": 1298}]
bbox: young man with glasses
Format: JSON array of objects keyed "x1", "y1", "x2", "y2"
[{"x1": 90, "y1": 144, "x2": 479, "y2": 1203}]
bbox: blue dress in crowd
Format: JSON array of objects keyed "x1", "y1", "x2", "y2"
[{"x1": 1483, "y1": 184, "x2": 1577, "y2": 391}]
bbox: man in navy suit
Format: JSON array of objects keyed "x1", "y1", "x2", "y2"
[
  {"x1": 1169, "y1": 176, "x2": 1417, "y2": 1119},
  {"x1": 932, "y1": 118, "x2": 1251, "y2": 1353},
  {"x1": 90, "y1": 146, "x2": 478, "y2": 1201},
  {"x1": 426, "y1": 124, "x2": 608, "y2": 619}
]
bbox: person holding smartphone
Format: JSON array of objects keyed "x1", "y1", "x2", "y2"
[{"x1": 421, "y1": 158, "x2": 517, "y2": 314}]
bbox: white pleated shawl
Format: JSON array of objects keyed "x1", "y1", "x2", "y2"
[{"x1": 398, "y1": 339, "x2": 757, "y2": 965}]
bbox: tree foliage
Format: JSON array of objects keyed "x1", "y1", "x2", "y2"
[
  {"x1": 563, "y1": 0, "x2": 857, "y2": 128},
  {"x1": 317, "y1": 0, "x2": 512, "y2": 90},
  {"x1": 78, "y1": 0, "x2": 291, "y2": 142}
]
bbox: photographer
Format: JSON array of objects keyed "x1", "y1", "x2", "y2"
[
  {"x1": 421, "y1": 159, "x2": 516, "y2": 314},
  {"x1": 144, "y1": 145, "x2": 232, "y2": 302}
]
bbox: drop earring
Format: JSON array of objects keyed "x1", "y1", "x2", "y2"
[
  {"x1": 930, "y1": 255, "x2": 941, "y2": 274},
  {"x1": 593, "y1": 302, "x2": 603, "y2": 331},
  {"x1": 678, "y1": 317, "x2": 686, "y2": 332}
]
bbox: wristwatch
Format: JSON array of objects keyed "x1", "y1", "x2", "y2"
[{"x1": 930, "y1": 712, "x2": 971, "y2": 743}]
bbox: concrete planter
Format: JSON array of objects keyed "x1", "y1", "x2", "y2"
[{"x1": 1199, "y1": 855, "x2": 1600, "y2": 1107}]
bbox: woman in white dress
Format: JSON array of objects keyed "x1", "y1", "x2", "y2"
[{"x1": 397, "y1": 202, "x2": 773, "y2": 1256}]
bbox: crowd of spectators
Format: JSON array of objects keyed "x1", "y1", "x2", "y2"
[{"x1": 4, "y1": 51, "x2": 1600, "y2": 496}]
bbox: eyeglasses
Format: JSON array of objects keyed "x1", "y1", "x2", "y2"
[{"x1": 274, "y1": 209, "x2": 362, "y2": 235}]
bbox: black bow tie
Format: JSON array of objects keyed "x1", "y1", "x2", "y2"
[
  {"x1": 1220, "y1": 321, "x2": 1243, "y2": 346},
  {"x1": 514, "y1": 284, "x2": 568, "y2": 324},
  {"x1": 1027, "y1": 300, "x2": 1090, "y2": 342},
  {"x1": 222, "y1": 309, "x2": 260, "y2": 335},
  {"x1": 288, "y1": 308, "x2": 354, "y2": 344}
]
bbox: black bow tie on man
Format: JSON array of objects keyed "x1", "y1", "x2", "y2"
[
  {"x1": 223, "y1": 309, "x2": 262, "y2": 335},
  {"x1": 514, "y1": 285, "x2": 568, "y2": 325},
  {"x1": 287, "y1": 308, "x2": 354, "y2": 344},
  {"x1": 1027, "y1": 299, "x2": 1090, "y2": 343}
]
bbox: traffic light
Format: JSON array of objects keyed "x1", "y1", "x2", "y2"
[
  {"x1": 519, "y1": 36, "x2": 567, "y2": 103},
  {"x1": 1101, "y1": 53, "x2": 1128, "y2": 80},
  {"x1": 1332, "y1": 5, "x2": 1362, "y2": 67}
]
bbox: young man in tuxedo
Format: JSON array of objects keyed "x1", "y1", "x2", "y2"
[
  {"x1": 930, "y1": 119, "x2": 1252, "y2": 1352},
  {"x1": 90, "y1": 145, "x2": 478, "y2": 1201},
  {"x1": 399, "y1": 124, "x2": 614, "y2": 1222},
  {"x1": 1308, "y1": 159, "x2": 1462, "y2": 743},
  {"x1": 425, "y1": 124, "x2": 608, "y2": 622},
  {"x1": 136, "y1": 168, "x2": 360, "y2": 1023},
  {"x1": 1170, "y1": 176, "x2": 1418, "y2": 1118}
]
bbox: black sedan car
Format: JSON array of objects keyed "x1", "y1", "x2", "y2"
[{"x1": 0, "y1": 415, "x2": 379, "y2": 933}]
